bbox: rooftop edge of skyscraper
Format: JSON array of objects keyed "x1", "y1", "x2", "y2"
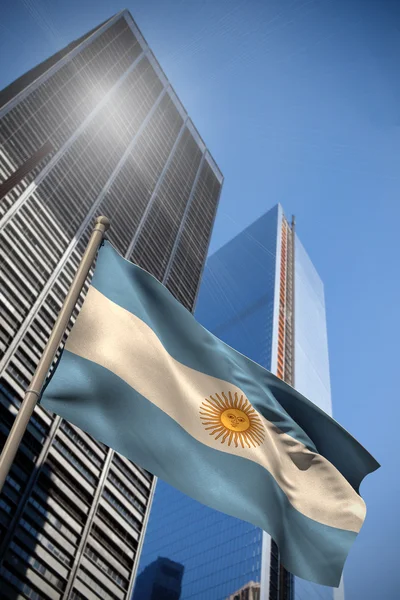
[{"x1": 0, "y1": 10, "x2": 223, "y2": 185}]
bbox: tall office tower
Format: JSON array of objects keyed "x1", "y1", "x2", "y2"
[
  {"x1": 0, "y1": 10, "x2": 223, "y2": 600},
  {"x1": 136, "y1": 204, "x2": 344, "y2": 600},
  {"x1": 133, "y1": 557, "x2": 184, "y2": 600}
]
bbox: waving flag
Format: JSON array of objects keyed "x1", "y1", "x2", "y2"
[{"x1": 41, "y1": 240, "x2": 379, "y2": 587}]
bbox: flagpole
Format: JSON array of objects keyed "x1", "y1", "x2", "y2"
[{"x1": 0, "y1": 215, "x2": 110, "y2": 494}]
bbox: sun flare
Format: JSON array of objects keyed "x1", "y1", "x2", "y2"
[{"x1": 200, "y1": 392, "x2": 265, "y2": 448}]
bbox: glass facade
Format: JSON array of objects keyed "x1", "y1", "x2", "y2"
[
  {"x1": 292, "y1": 238, "x2": 344, "y2": 600},
  {"x1": 136, "y1": 204, "x2": 341, "y2": 600},
  {"x1": 0, "y1": 10, "x2": 222, "y2": 600},
  {"x1": 136, "y1": 207, "x2": 278, "y2": 600}
]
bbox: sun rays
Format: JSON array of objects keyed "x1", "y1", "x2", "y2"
[{"x1": 200, "y1": 391, "x2": 265, "y2": 448}]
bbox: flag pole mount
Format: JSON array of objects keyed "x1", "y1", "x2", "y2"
[{"x1": 0, "y1": 216, "x2": 110, "y2": 494}]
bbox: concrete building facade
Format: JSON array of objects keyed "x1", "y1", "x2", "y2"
[{"x1": 0, "y1": 11, "x2": 222, "y2": 599}]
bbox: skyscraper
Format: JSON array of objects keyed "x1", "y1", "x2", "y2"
[
  {"x1": 133, "y1": 557, "x2": 184, "y2": 600},
  {"x1": 135, "y1": 204, "x2": 344, "y2": 600},
  {"x1": 0, "y1": 10, "x2": 223, "y2": 599}
]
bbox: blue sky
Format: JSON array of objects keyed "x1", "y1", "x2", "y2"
[{"x1": 1, "y1": 0, "x2": 399, "y2": 598}]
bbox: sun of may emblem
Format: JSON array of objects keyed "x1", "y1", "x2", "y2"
[{"x1": 200, "y1": 392, "x2": 265, "y2": 448}]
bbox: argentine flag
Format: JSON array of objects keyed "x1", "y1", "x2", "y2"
[{"x1": 41, "y1": 241, "x2": 379, "y2": 587}]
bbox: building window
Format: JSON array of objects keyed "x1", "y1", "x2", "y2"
[
  {"x1": 60, "y1": 420, "x2": 104, "y2": 468},
  {"x1": 78, "y1": 567, "x2": 119, "y2": 600},
  {"x1": 108, "y1": 472, "x2": 146, "y2": 514},
  {"x1": 85, "y1": 545, "x2": 128, "y2": 589},
  {"x1": 36, "y1": 478, "x2": 85, "y2": 524},
  {"x1": 0, "y1": 566, "x2": 44, "y2": 599},
  {"x1": 53, "y1": 437, "x2": 98, "y2": 484},
  {"x1": 91, "y1": 524, "x2": 134, "y2": 569},
  {"x1": 8, "y1": 541, "x2": 65, "y2": 591},
  {"x1": 28, "y1": 495, "x2": 78, "y2": 544},
  {"x1": 103, "y1": 489, "x2": 141, "y2": 532},
  {"x1": 70, "y1": 590, "x2": 86, "y2": 600},
  {"x1": 6, "y1": 474, "x2": 21, "y2": 492},
  {"x1": 112, "y1": 454, "x2": 150, "y2": 497},
  {"x1": 0, "y1": 497, "x2": 12, "y2": 514},
  {"x1": 19, "y1": 518, "x2": 72, "y2": 566}
]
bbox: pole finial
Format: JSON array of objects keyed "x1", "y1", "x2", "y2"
[{"x1": 96, "y1": 215, "x2": 111, "y2": 231}]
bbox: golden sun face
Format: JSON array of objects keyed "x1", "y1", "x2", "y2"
[{"x1": 200, "y1": 392, "x2": 265, "y2": 448}]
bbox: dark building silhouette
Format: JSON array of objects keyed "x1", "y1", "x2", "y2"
[{"x1": 133, "y1": 557, "x2": 184, "y2": 600}]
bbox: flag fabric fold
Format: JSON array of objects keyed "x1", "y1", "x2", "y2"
[{"x1": 41, "y1": 240, "x2": 379, "y2": 587}]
